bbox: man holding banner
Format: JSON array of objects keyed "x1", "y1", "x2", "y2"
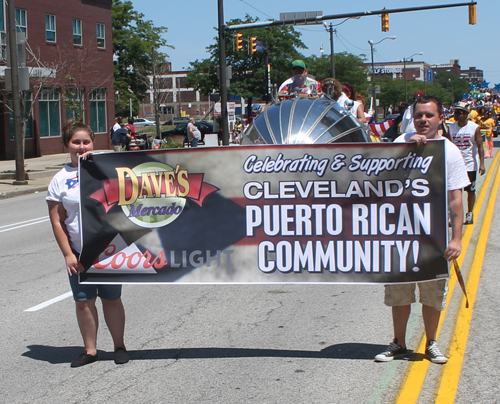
[{"x1": 375, "y1": 96, "x2": 470, "y2": 364}]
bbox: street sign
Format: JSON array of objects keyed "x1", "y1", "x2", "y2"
[
  {"x1": 426, "y1": 68, "x2": 433, "y2": 82},
  {"x1": 256, "y1": 41, "x2": 264, "y2": 53}
]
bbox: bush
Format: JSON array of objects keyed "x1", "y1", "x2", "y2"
[{"x1": 161, "y1": 137, "x2": 184, "y2": 149}]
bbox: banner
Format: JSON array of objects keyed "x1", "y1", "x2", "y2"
[{"x1": 79, "y1": 142, "x2": 449, "y2": 284}]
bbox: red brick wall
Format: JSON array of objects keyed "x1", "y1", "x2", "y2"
[{"x1": 1, "y1": 0, "x2": 114, "y2": 159}]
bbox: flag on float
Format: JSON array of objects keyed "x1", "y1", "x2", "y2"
[{"x1": 370, "y1": 119, "x2": 394, "y2": 138}]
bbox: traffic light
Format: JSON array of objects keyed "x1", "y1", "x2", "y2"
[
  {"x1": 235, "y1": 33, "x2": 243, "y2": 51},
  {"x1": 381, "y1": 13, "x2": 389, "y2": 32},
  {"x1": 250, "y1": 36, "x2": 257, "y2": 54},
  {"x1": 469, "y1": 4, "x2": 477, "y2": 25}
]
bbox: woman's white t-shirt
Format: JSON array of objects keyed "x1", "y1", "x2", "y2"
[{"x1": 46, "y1": 164, "x2": 82, "y2": 252}]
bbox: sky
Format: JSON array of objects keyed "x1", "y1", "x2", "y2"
[{"x1": 130, "y1": 0, "x2": 500, "y2": 87}]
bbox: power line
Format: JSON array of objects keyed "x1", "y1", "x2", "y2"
[{"x1": 237, "y1": 0, "x2": 273, "y2": 20}]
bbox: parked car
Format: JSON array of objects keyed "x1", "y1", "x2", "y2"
[
  {"x1": 162, "y1": 117, "x2": 190, "y2": 126},
  {"x1": 133, "y1": 118, "x2": 155, "y2": 127},
  {"x1": 160, "y1": 121, "x2": 216, "y2": 143}
]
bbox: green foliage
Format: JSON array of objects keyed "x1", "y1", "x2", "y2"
[
  {"x1": 303, "y1": 53, "x2": 368, "y2": 95},
  {"x1": 112, "y1": 0, "x2": 172, "y2": 99},
  {"x1": 378, "y1": 72, "x2": 470, "y2": 110},
  {"x1": 186, "y1": 15, "x2": 306, "y2": 100},
  {"x1": 161, "y1": 137, "x2": 184, "y2": 149}
]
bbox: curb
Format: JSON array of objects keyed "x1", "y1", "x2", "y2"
[{"x1": 0, "y1": 185, "x2": 48, "y2": 200}]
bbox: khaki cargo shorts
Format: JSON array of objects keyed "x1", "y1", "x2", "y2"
[{"x1": 384, "y1": 279, "x2": 448, "y2": 312}]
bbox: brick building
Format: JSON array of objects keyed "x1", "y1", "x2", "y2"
[
  {"x1": 460, "y1": 66, "x2": 484, "y2": 84},
  {"x1": 0, "y1": 0, "x2": 114, "y2": 160},
  {"x1": 141, "y1": 63, "x2": 212, "y2": 120}
]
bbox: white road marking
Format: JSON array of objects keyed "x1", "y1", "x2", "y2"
[
  {"x1": 24, "y1": 291, "x2": 73, "y2": 312},
  {"x1": 0, "y1": 216, "x2": 50, "y2": 233}
]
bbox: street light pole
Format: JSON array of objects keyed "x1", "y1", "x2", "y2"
[
  {"x1": 403, "y1": 51, "x2": 423, "y2": 103},
  {"x1": 217, "y1": 0, "x2": 229, "y2": 145},
  {"x1": 367, "y1": 35, "x2": 396, "y2": 122}
]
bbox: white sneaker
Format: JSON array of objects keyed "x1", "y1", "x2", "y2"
[
  {"x1": 464, "y1": 212, "x2": 473, "y2": 225},
  {"x1": 425, "y1": 340, "x2": 448, "y2": 364}
]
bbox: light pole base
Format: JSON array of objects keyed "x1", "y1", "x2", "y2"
[{"x1": 13, "y1": 180, "x2": 28, "y2": 185}]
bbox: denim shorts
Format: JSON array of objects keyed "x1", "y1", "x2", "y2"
[{"x1": 68, "y1": 273, "x2": 122, "y2": 302}]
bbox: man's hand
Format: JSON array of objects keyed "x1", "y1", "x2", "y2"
[
  {"x1": 444, "y1": 239, "x2": 462, "y2": 262},
  {"x1": 408, "y1": 134, "x2": 428, "y2": 145}
]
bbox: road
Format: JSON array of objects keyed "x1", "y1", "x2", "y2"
[{"x1": 1, "y1": 153, "x2": 499, "y2": 403}]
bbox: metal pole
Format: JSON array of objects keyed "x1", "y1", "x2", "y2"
[
  {"x1": 264, "y1": 49, "x2": 270, "y2": 101},
  {"x1": 152, "y1": 48, "x2": 161, "y2": 140},
  {"x1": 369, "y1": 42, "x2": 377, "y2": 122},
  {"x1": 218, "y1": 0, "x2": 229, "y2": 145},
  {"x1": 404, "y1": 58, "x2": 408, "y2": 104},
  {"x1": 8, "y1": 0, "x2": 26, "y2": 184},
  {"x1": 329, "y1": 25, "x2": 335, "y2": 78}
]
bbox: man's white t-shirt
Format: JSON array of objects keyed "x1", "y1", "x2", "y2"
[
  {"x1": 46, "y1": 165, "x2": 82, "y2": 252},
  {"x1": 394, "y1": 134, "x2": 470, "y2": 191},
  {"x1": 448, "y1": 121, "x2": 480, "y2": 172},
  {"x1": 400, "y1": 105, "x2": 415, "y2": 134}
]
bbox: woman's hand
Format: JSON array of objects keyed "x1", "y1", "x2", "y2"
[
  {"x1": 65, "y1": 253, "x2": 85, "y2": 275},
  {"x1": 81, "y1": 151, "x2": 93, "y2": 160}
]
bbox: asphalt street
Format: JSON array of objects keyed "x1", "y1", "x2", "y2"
[{"x1": 1, "y1": 152, "x2": 499, "y2": 403}]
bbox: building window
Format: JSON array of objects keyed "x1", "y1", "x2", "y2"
[
  {"x1": 46, "y1": 14, "x2": 56, "y2": 42},
  {"x1": 96, "y1": 23, "x2": 105, "y2": 48},
  {"x1": 73, "y1": 19, "x2": 82, "y2": 46},
  {"x1": 90, "y1": 88, "x2": 106, "y2": 133},
  {"x1": 15, "y1": 9, "x2": 27, "y2": 35},
  {"x1": 0, "y1": 33, "x2": 5, "y2": 60},
  {"x1": 39, "y1": 87, "x2": 61, "y2": 137}
]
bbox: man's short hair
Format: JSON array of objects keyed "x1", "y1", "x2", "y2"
[{"x1": 413, "y1": 95, "x2": 443, "y2": 116}]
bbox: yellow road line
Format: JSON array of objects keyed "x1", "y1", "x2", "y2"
[
  {"x1": 434, "y1": 158, "x2": 500, "y2": 403},
  {"x1": 395, "y1": 152, "x2": 500, "y2": 404}
]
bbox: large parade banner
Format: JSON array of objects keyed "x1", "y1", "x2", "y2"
[{"x1": 79, "y1": 142, "x2": 449, "y2": 284}]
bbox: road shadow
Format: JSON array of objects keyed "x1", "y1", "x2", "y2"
[{"x1": 23, "y1": 342, "x2": 391, "y2": 364}]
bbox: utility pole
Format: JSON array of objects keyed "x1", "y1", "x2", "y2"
[
  {"x1": 8, "y1": 0, "x2": 26, "y2": 184},
  {"x1": 217, "y1": 0, "x2": 229, "y2": 145},
  {"x1": 324, "y1": 23, "x2": 335, "y2": 78}
]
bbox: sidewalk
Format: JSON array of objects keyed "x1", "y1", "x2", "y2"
[{"x1": 0, "y1": 150, "x2": 110, "y2": 199}]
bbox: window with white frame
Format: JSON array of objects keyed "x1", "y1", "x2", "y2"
[
  {"x1": 73, "y1": 19, "x2": 82, "y2": 46},
  {"x1": 15, "y1": 8, "x2": 27, "y2": 35},
  {"x1": 90, "y1": 88, "x2": 107, "y2": 133},
  {"x1": 39, "y1": 87, "x2": 61, "y2": 137},
  {"x1": 96, "y1": 23, "x2": 105, "y2": 48},
  {"x1": 46, "y1": 14, "x2": 56, "y2": 42}
]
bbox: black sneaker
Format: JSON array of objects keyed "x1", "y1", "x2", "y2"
[
  {"x1": 71, "y1": 352, "x2": 98, "y2": 368},
  {"x1": 374, "y1": 340, "x2": 407, "y2": 362},
  {"x1": 464, "y1": 212, "x2": 473, "y2": 225},
  {"x1": 114, "y1": 347, "x2": 130, "y2": 364},
  {"x1": 425, "y1": 340, "x2": 448, "y2": 364}
]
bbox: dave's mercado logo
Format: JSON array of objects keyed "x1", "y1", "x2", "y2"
[
  {"x1": 90, "y1": 162, "x2": 219, "y2": 229},
  {"x1": 117, "y1": 162, "x2": 188, "y2": 228}
]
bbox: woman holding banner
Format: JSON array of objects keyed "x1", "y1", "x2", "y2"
[{"x1": 46, "y1": 121, "x2": 129, "y2": 368}]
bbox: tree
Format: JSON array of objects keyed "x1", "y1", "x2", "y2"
[
  {"x1": 304, "y1": 53, "x2": 368, "y2": 95},
  {"x1": 186, "y1": 15, "x2": 306, "y2": 103},
  {"x1": 112, "y1": 0, "x2": 172, "y2": 108}
]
